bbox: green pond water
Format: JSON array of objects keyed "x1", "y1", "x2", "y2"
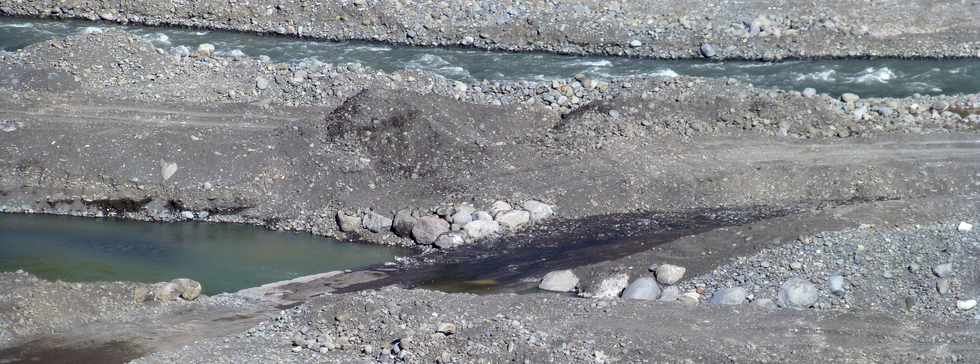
[{"x1": 0, "y1": 213, "x2": 410, "y2": 294}]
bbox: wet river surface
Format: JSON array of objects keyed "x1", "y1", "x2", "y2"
[
  {"x1": 1, "y1": 17, "x2": 978, "y2": 98},
  {"x1": 0, "y1": 213, "x2": 410, "y2": 294}
]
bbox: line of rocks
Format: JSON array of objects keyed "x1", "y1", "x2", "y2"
[
  {"x1": 536, "y1": 221, "x2": 980, "y2": 318},
  {"x1": 336, "y1": 200, "x2": 555, "y2": 248}
]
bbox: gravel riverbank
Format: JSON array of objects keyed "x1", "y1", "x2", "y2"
[{"x1": 2, "y1": 0, "x2": 979, "y2": 59}]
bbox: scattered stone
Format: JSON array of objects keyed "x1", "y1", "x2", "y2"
[
  {"x1": 411, "y1": 215, "x2": 450, "y2": 244},
  {"x1": 937, "y1": 279, "x2": 951, "y2": 295},
  {"x1": 392, "y1": 209, "x2": 417, "y2": 237},
  {"x1": 581, "y1": 273, "x2": 629, "y2": 299},
  {"x1": 522, "y1": 200, "x2": 554, "y2": 223},
  {"x1": 841, "y1": 93, "x2": 860, "y2": 103},
  {"x1": 621, "y1": 277, "x2": 661, "y2": 300},
  {"x1": 709, "y1": 287, "x2": 747, "y2": 305},
  {"x1": 628, "y1": 39, "x2": 642, "y2": 48},
  {"x1": 802, "y1": 88, "x2": 817, "y2": 98},
  {"x1": 180, "y1": 211, "x2": 195, "y2": 220},
  {"x1": 336, "y1": 210, "x2": 362, "y2": 232},
  {"x1": 829, "y1": 274, "x2": 846, "y2": 297},
  {"x1": 171, "y1": 278, "x2": 202, "y2": 300},
  {"x1": 654, "y1": 264, "x2": 686, "y2": 285},
  {"x1": 539, "y1": 270, "x2": 579, "y2": 292},
  {"x1": 160, "y1": 160, "x2": 178, "y2": 181},
  {"x1": 958, "y1": 300, "x2": 977, "y2": 311},
  {"x1": 361, "y1": 211, "x2": 393, "y2": 233},
  {"x1": 789, "y1": 261, "x2": 803, "y2": 270},
  {"x1": 436, "y1": 323, "x2": 457, "y2": 335},
  {"x1": 462, "y1": 219, "x2": 500, "y2": 241},
  {"x1": 434, "y1": 232, "x2": 465, "y2": 249},
  {"x1": 958, "y1": 222, "x2": 974, "y2": 232},
  {"x1": 699, "y1": 43, "x2": 716, "y2": 58},
  {"x1": 778, "y1": 278, "x2": 818, "y2": 309},
  {"x1": 933, "y1": 263, "x2": 953, "y2": 278},
  {"x1": 495, "y1": 209, "x2": 531, "y2": 230},
  {"x1": 196, "y1": 43, "x2": 215, "y2": 57},
  {"x1": 256, "y1": 76, "x2": 270, "y2": 90}
]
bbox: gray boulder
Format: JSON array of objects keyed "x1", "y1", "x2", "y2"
[
  {"x1": 802, "y1": 88, "x2": 817, "y2": 98},
  {"x1": 655, "y1": 264, "x2": 686, "y2": 285},
  {"x1": 495, "y1": 210, "x2": 531, "y2": 230},
  {"x1": 841, "y1": 93, "x2": 860, "y2": 104},
  {"x1": 699, "y1": 43, "x2": 716, "y2": 58},
  {"x1": 450, "y1": 205, "x2": 476, "y2": 225},
  {"x1": 539, "y1": 270, "x2": 579, "y2": 292},
  {"x1": 434, "y1": 232, "x2": 465, "y2": 249},
  {"x1": 361, "y1": 211, "x2": 393, "y2": 233},
  {"x1": 709, "y1": 287, "x2": 747, "y2": 305},
  {"x1": 778, "y1": 278, "x2": 818, "y2": 309},
  {"x1": 392, "y1": 209, "x2": 417, "y2": 237},
  {"x1": 463, "y1": 219, "x2": 500, "y2": 241},
  {"x1": 336, "y1": 210, "x2": 361, "y2": 232},
  {"x1": 411, "y1": 216, "x2": 450, "y2": 245},
  {"x1": 196, "y1": 43, "x2": 215, "y2": 57},
  {"x1": 621, "y1": 277, "x2": 661, "y2": 300},
  {"x1": 522, "y1": 200, "x2": 554, "y2": 223}
]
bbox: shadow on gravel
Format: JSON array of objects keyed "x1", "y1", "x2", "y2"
[
  {"x1": 338, "y1": 199, "x2": 888, "y2": 294},
  {"x1": 0, "y1": 339, "x2": 143, "y2": 364}
]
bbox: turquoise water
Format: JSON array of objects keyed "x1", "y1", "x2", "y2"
[
  {"x1": 0, "y1": 214, "x2": 409, "y2": 294},
  {"x1": 0, "y1": 17, "x2": 978, "y2": 98}
]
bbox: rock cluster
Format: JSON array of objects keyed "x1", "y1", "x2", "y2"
[
  {"x1": 133, "y1": 278, "x2": 203, "y2": 302},
  {"x1": 682, "y1": 221, "x2": 980, "y2": 319},
  {"x1": 335, "y1": 200, "x2": 555, "y2": 248}
]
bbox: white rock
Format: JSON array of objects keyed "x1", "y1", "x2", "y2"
[
  {"x1": 538, "y1": 270, "x2": 579, "y2": 292},
  {"x1": 495, "y1": 210, "x2": 531, "y2": 230},
  {"x1": 196, "y1": 43, "x2": 215, "y2": 57},
  {"x1": 654, "y1": 264, "x2": 686, "y2": 285},
  {"x1": 957, "y1": 299, "x2": 977, "y2": 311},
  {"x1": 489, "y1": 201, "x2": 512, "y2": 216},
  {"x1": 171, "y1": 278, "x2": 202, "y2": 300},
  {"x1": 778, "y1": 278, "x2": 818, "y2": 309},
  {"x1": 434, "y1": 232, "x2": 465, "y2": 249},
  {"x1": 958, "y1": 222, "x2": 974, "y2": 232},
  {"x1": 522, "y1": 200, "x2": 554, "y2": 223},
  {"x1": 160, "y1": 160, "x2": 178, "y2": 181},
  {"x1": 463, "y1": 219, "x2": 500, "y2": 241},
  {"x1": 580, "y1": 273, "x2": 629, "y2": 299}
]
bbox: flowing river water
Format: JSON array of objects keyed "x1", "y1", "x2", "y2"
[{"x1": 1, "y1": 17, "x2": 978, "y2": 98}]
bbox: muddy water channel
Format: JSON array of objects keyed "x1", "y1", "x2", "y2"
[
  {"x1": 0, "y1": 213, "x2": 410, "y2": 294},
  {"x1": 1, "y1": 17, "x2": 979, "y2": 98}
]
